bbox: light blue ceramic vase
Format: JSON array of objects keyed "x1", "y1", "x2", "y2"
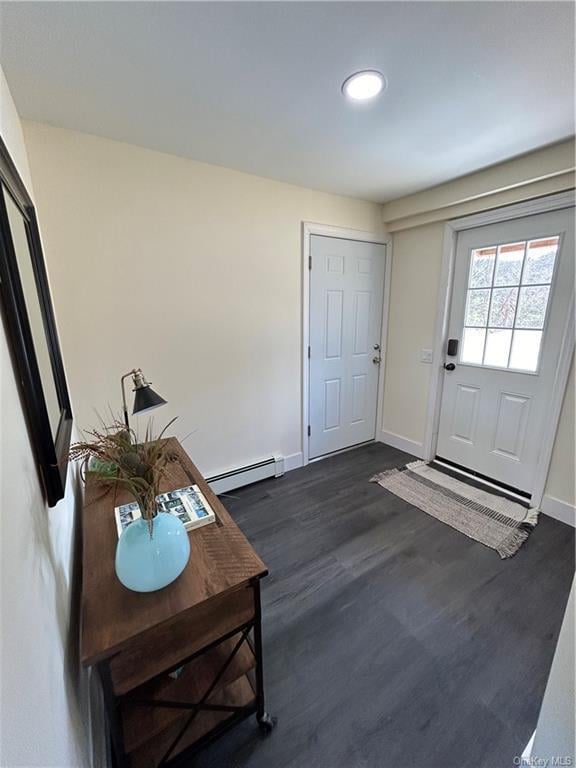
[{"x1": 115, "y1": 511, "x2": 190, "y2": 593}]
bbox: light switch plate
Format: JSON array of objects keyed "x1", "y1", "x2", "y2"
[{"x1": 420, "y1": 349, "x2": 433, "y2": 363}]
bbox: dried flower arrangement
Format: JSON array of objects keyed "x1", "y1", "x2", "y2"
[{"x1": 69, "y1": 417, "x2": 179, "y2": 534}]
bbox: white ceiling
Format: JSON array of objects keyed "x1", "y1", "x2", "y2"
[{"x1": 0, "y1": 2, "x2": 574, "y2": 202}]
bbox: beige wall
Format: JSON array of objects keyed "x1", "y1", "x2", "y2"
[
  {"x1": 0, "y1": 69, "x2": 99, "y2": 767},
  {"x1": 546, "y1": 360, "x2": 575, "y2": 505},
  {"x1": 381, "y1": 221, "x2": 446, "y2": 447},
  {"x1": 381, "y1": 143, "x2": 575, "y2": 507},
  {"x1": 20, "y1": 121, "x2": 575, "y2": 507},
  {"x1": 383, "y1": 139, "x2": 575, "y2": 231},
  {"x1": 23, "y1": 121, "x2": 382, "y2": 477}
]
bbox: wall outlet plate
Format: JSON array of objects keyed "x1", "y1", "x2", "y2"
[{"x1": 420, "y1": 349, "x2": 433, "y2": 363}]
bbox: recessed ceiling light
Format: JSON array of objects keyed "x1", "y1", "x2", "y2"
[{"x1": 342, "y1": 70, "x2": 386, "y2": 102}]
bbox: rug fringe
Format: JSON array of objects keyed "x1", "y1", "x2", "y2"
[
  {"x1": 497, "y1": 528, "x2": 531, "y2": 559},
  {"x1": 524, "y1": 507, "x2": 540, "y2": 527},
  {"x1": 370, "y1": 461, "x2": 427, "y2": 484},
  {"x1": 370, "y1": 468, "x2": 399, "y2": 483},
  {"x1": 405, "y1": 460, "x2": 427, "y2": 471}
]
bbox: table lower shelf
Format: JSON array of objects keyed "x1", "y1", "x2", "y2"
[
  {"x1": 121, "y1": 632, "x2": 256, "y2": 752},
  {"x1": 99, "y1": 579, "x2": 275, "y2": 768},
  {"x1": 130, "y1": 674, "x2": 256, "y2": 768}
]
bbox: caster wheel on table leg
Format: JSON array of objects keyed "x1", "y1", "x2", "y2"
[{"x1": 258, "y1": 713, "x2": 277, "y2": 734}]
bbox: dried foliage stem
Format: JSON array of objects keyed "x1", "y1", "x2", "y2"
[{"x1": 69, "y1": 417, "x2": 179, "y2": 537}]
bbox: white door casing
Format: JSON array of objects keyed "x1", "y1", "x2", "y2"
[
  {"x1": 436, "y1": 207, "x2": 575, "y2": 494},
  {"x1": 309, "y1": 235, "x2": 386, "y2": 459}
]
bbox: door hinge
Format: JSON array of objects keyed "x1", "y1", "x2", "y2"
[
  {"x1": 308, "y1": 345, "x2": 310, "y2": 358},
  {"x1": 308, "y1": 255, "x2": 312, "y2": 270},
  {"x1": 307, "y1": 425, "x2": 311, "y2": 437}
]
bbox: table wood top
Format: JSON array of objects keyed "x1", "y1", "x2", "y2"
[{"x1": 80, "y1": 438, "x2": 267, "y2": 667}]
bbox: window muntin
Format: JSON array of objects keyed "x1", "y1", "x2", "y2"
[{"x1": 460, "y1": 236, "x2": 559, "y2": 372}]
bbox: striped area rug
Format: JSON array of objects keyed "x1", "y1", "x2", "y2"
[{"x1": 370, "y1": 461, "x2": 539, "y2": 558}]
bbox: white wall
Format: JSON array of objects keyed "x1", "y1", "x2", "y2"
[
  {"x1": 22, "y1": 121, "x2": 383, "y2": 477},
  {"x1": 0, "y1": 68, "x2": 97, "y2": 767},
  {"x1": 380, "y1": 144, "x2": 575, "y2": 509},
  {"x1": 530, "y1": 579, "x2": 575, "y2": 764}
]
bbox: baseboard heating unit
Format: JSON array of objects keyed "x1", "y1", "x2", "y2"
[{"x1": 206, "y1": 456, "x2": 285, "y2": 495}]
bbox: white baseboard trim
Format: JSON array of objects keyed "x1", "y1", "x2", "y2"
[
  {"x1": 541, "y1": 495, "x2": 576, "y2": 527},
  {"x1": 207, "y1": 451, "x2": 303, "y2": 495},
  {"x1": 520, "y1": 731, "x2": 536, "y2": 764},
  {"x1": 284, "y1": 452, "x2": 304, "y2": 472},
  {"x1": 378, "y1": 430, "x2": 424, "y2": 459},
  {"x1": 207, "y1": 455, "x2": 285, "y2": 494}
]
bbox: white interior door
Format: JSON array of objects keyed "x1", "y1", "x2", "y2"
[
  {"x1": 436, "y1": 207, "x2": 574, "y2": 493},
  {"x1": 309, "y1": 235, "x2": 386, "y2": 459}
]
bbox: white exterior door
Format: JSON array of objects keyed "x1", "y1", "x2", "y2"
[
  {"x1": 436, "y1": 207, "x2": 574, "y2": 493},
  {"x1": 309, "y1": 235, "x2": 386, "y2": 459}
]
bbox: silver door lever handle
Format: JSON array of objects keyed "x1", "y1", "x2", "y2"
[{"x1": 373, "y1": 356, "x2": 381, "y2": 364}]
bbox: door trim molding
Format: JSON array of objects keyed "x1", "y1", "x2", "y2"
[
  {"x1": 423, "y1": 190, "x2": 575, "y2": 507},
  {"x1": 301, "y1": 222, "x2": 390, "y2": 466}
]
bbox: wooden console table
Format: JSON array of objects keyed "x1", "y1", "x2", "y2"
[{"x1": 80, "y1": 438, "x2": 275, "y2": 767}]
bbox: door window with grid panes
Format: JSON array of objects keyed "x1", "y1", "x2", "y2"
[{"x1": 460, "y1": 236, "x2": 560, "y2": 372}]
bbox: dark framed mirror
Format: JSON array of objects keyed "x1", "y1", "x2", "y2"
[{"x1": 0, "y1": 136, "x2": 72, "y2": 506}]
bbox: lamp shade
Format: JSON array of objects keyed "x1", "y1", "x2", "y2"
[{"x1": 132, "y1": 385, "x2": 167, "y2": 415}]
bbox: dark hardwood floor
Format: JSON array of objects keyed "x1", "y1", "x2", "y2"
[{"x1": 185, "y1": 443, "x2": 574, "y2": 768}]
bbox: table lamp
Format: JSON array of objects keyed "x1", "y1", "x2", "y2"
[{"x1": 121, "y1": 368, "x2": 167, "y2": 430}]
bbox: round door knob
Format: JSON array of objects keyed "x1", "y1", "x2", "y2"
[{"x1": 444, "y1": 363, "x2": 456, "y2": 371}]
